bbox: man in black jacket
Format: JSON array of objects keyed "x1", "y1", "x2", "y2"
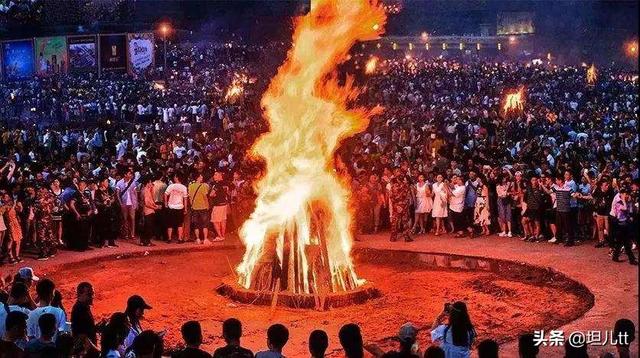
[{"x1": 70, "y1": 282, "x2": 96, "y2": 344}]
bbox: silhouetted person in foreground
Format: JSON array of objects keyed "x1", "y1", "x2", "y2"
[{"x1": 212, "y1": 318, "x2": 253, "y2": 358}]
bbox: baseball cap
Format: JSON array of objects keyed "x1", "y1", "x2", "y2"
[
  {"x1": 127, "y1": 295, "x2": 152, "y2": 310},
  {"x1": 398, "y1": 322, "x2": 418, "y2": 342},
  {"x1": 18, "y1": 267, "x2": 39, "y2": 281}
]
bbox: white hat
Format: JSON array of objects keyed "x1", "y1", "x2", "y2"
[{"x1": 18, "y1": 267, "x2": 39, "y2": 281}]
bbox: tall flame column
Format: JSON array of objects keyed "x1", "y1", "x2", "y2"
[{"x1": 236, "y1": 0, "x2": 386, "y2": 296}]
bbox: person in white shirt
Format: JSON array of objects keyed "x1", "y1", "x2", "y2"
[
  {"x1": 26, "y1": 279, "x2": 67, "y2": 339},
  {"x1": 448, "y1": 175, "x2": 468, "y2": 238},
  {"x1": 115, "y1": 168, "x2": 138, "y2": 240},
  {"x1": 164, "y1": 174, "x2": 188, "y2": 243}
]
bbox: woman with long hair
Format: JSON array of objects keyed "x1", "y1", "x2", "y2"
[
  {"x1": 412, "y1": 174, "x2": 433, "y2": 235},
  {"x1": 431, "y1": 174, "x2": 448, "y2": 236},
  {"x1": 100, "y1": 312, "x2": 130, "y2": 358},
  {"x1": 496, "y1": 174, "x2": 513, "y2": 237},
  {"x1": 430, "y1": 301, "x2": 476, "y2": 358}
]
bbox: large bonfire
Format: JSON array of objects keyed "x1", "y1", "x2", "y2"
[{"x1": 236, "y1": 0, "x2": 386, "y2": 296}]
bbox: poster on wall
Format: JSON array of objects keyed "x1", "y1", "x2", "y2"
[
  {"x1": 34, "y1": 36, "x2": 68, "y2": 76},
  {"x1": 2, "y1": 39, "x2": 35, "y2": 81},
  {"x1": 99, "y1": 34, "x2": 127, "y2": 73},
  {"x1": 127, "y1": 32, "x2": 155, "y2": 76},
  {"x1": 68, "y1": 35, "x2": 97, "y2": 72}
]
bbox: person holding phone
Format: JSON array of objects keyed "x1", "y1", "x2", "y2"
[{"x1": 430, "y1": 301, "x2": 476, "y2": 358}]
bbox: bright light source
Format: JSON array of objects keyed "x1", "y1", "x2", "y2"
[
  {"x1": 159, "y1": 23, "x2": 171, "y2": 36},
  {"x1": 626, "y1": 40, "x2": 638, "y2": 57},
  {"x1": 509, "y1": 35, "x2": 517, "y2": 44},
  {"x1": 421, "y1": 32, "x2": 428, "y2": 41}
]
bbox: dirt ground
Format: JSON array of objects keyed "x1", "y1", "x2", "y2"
[{"x1": 49, "y1": 248, "x2": 590, "y2": 356}]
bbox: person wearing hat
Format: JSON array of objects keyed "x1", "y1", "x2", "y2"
[
  {"x1": 376, "y1": 323, "x2": 421, "y2": 358},
  {"x1": 124, "y1": 295, "x2": 152, "y2": 351},
  {"x1": 15, "y1": 267, "x2": 39, "y2": 288}
]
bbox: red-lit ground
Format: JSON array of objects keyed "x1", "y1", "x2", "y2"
[{"x1": 49, "y1": 247, "x2": 590, "y2": 357}]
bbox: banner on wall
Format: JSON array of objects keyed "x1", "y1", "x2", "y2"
[
  {"x1": 127, "y1": 32, "x2": 155, "y2": 76},
  {"x1": 2, "y1": 39, "x2": 35, "y2": 81},
  {"x1": 99, "y1": 34, "x2": 127, "y2": 73},
  {"x1": 34, "y1": 36, "x2": 68, "y2": 76},
  {"x1": 68, "y1": 35, "x2": 97, "y2": 71}
]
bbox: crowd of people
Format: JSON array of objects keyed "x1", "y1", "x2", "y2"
[
  {"x1": 0, "y1": 37, "x2": 638, "y2": 356},
  {"x1": 0, "y1": 266, "x2": 636, "y2": 357},
  {"x1": 0, "y1": 41, "x2": 637, "y2": 266}
]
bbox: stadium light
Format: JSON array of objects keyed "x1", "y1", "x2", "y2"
[
  {"x1": 160, "y1": 23, "x2": 171, "y2": 37},
  {"x1": 158, "y1": 23, "x2": 172, "y2": 79}
]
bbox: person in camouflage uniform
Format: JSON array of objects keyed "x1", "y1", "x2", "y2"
[
  {"x1": 34, "y1": 185, "x2": 57, "y2": 260},
  {"x1": 355, "y1": 181, "x2": 373, "y2": 236},
  {"x1": 389, "y1": 175, "x2": 413, "y2": 242}
]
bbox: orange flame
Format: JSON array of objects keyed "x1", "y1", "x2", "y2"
[
  {"x1": 503, "y1": 86, "x2": 525, "y2": 113},
  {"x1": 236, "y1": 0, "x2": 386, "y2": 295},
  {"x1": 365, "y1": 56, "x2": 378, "y2": 74},
  {"x1": 586, "y1": 64, "x2": 597, "y2": 85},
  {"x1": 224, "y1": 73, "x2": 249, "y2": 102}
]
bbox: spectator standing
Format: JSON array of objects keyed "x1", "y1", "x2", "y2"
[
  {"x1": 449, "y1": 176, "x2": 469, "y2": 238},
  {"x1": 93, "y1": 176, "x2": 119, "y2": 248},
  {"x1": 116, "y1": 168, "x2": 138, "y2": 240},
  {"x1": 431, "y1": 174, "x2": 448, "y2": 236},
  {"x1": 1, "y1": 193, "x2": 23, "y2": 263},
  {"x1": 152, "y1": 174, "x2": 169, "y2": 242},
  {"x1": 591, "y1": 180, "x2": 614, "y2": 248},
  {"x1": 611, "y1": 188, "x2": 638, "y2": 265},
  {"x1": 188, "y1": 174, "x2": 211, "y2": 244},
  {"x1": 49, "y1": 178, "x2": 65, "y2": 246},
  {"x1": 141, "y1": 178, "x2": 160, "y2": 246},
  {"x1": 33, "y1": 186, "x2": 57, "y2": 261},
  {"x1": 548, "y1": 175, "x2": 574, "y2": 246},
  {"x1": 209, "y1": 171, "x2": 229, "y2": 242},
  {"x1": 165, "y1": 174, "x2": 189, "y2": 243},
  {"x1": 496, "y1": 175, "x2": 513, "y2": 238},
  {"x1": 389, "y1": 175, "x2": 413, "y2": 242},
  {"x1": 412, "y1": 174, "x2": 432, "y2": 235}
]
